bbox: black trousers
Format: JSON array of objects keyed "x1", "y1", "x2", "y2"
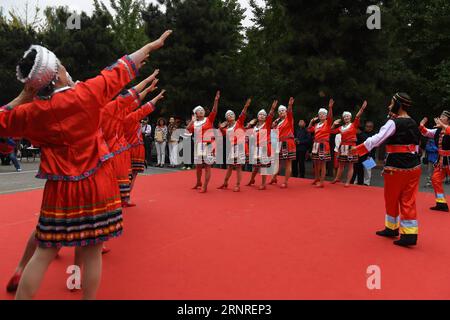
[
  {"x1": 293, "y1": 150, "x2": 307, "y2": 178},
  {"x1": 351, "y1": 162, "x2": 364, "y2": 185},
  {"x1": 143, "y1": 137, "x2": 152, "y2": 163}
]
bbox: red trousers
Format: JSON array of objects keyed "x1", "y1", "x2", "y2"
[
  {"x1": 383, "y1": 168, "x2": 421, "y2": 235},
  {"x1": 431, "y1": 166, "x2": 450, "y2": 205}
]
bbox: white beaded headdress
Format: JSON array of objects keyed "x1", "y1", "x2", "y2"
[{"x1": 16, "y1": 45, "x2": 60, "y2": 90}]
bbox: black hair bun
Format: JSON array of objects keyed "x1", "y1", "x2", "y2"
[{"x1": 17, "y1": 49, "x2": 37, "y2": 78}]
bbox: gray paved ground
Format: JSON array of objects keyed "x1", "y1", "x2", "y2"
[{"x1": 0, "y1": 158, "x2": 446, "y2": 195}]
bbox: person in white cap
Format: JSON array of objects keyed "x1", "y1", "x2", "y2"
[
  {"x1": 246, "y1": 100, "x2": 278, "y2": 190},
  {"x1": 307, "y1": 98, "x2": 334, "y2": 188},
  {"x1": 330, "y1": 101, "x2": 368, "y2": 187},
  {"x1": 270, "y1": 97, "x2": 296, "y2": 188},
  {"x1": 186, "y1": 91, "x2": 220, "y2": 193},
  {"x1": 0, "y1": 30, "x2": 172, "y2": 300},
  {"x1": 217, "y1": 98, "x2": 251, "y2": 192}
]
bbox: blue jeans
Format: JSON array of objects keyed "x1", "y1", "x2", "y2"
[{"x1": 9, "y1": 152, "x2": 21, "y2": 170}]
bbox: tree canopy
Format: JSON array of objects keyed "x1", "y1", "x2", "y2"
[{"x1": 0, "y1": 0, "x2": 449, "y2": 124}]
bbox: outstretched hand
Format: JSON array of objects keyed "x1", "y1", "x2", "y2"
[
  {"x1": 140, "y1": 79, "x2": 159, "y2": 100},
  {"x1": 328, "y1": 98, "x2": 335, "y2": 109},
  {"x1": 151, "y1": 89, "x2": 166, "y2": 106},
  {"x1": 361, "y1": 100, "x2": 368, "y2": 110},
  {"x1": 149, "y1": 30, "x2": 173, "y2": 52},
  {"x1": 420, "y1": 117, "x2": 428, "y2": 127},
  {"x1": 131, "y1": 30, "x2": 173, "y2": 69},
  {"x1": 135, "y1": 69, "x2": 159, "y2": 93},
  {"x1": 288, "y1": 97, "x2": 295, "y2": 108}
]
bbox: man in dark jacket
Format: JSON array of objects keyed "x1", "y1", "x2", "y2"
[{"x1": 293, "y1": 120, "x2": 312, "y2": 178}]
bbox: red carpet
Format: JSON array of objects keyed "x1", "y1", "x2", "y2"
[{"x1": 1, "y1": 169, "x2": 450, "y2": 300}]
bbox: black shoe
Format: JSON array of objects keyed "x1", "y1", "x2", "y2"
[
  {"x1": 430, "y1": 203, "x2": 449, "y2": 212},
  {"x1": 393, "y1": 234, "x2": 417, "y2": 247},
  {"x1": 376, "y1": 228, "x2": 399, "y2": 238}
]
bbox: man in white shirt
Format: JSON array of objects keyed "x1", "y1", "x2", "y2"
[{"x1": 141, "y1": 118, "x2": 152, "y2": 167}]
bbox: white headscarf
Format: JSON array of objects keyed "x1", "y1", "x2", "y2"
[
  {"x1": 16, "y1": 45, "x2": 60, "y2": 90},
  {"x1": 193, "y1": 106, "x2": 205, "y2": 114},
  {"x1": 258, "y1": 109, "x2": 267, "y2": 116},
  {"x1": 225, "y1": 110, "x2": 235, "y2": 118},
  {"x1": 318, "y1": 108, "x2": 328, "y2": 116},
  {"x1": 342, "y1": 111, "x2": 352, "y2": 118},
  {"x1": 278, "y1": 105, "x2": 287, "y2": 112}
]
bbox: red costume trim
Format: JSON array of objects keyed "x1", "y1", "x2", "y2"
[
  {"x1": 353, "y1": 143, "x2": 369, "y2": 156},
  {"x1": 385, "y1": 144, "x2": 417, "y2": 153}
]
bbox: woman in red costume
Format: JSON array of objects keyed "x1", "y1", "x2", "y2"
[
  {"x1": 270, "y1": 97, "x2": 296, "y2": 188},
  {"x1": 246, "y1": 100, "x2": 278, "y2": 190},
  {"x1": 102, "y1": 71, "x2": 159, "y2": 207},
  {"x1": 187, "y1": 91, "x2": 220, "y2": 193},
  {"x1": 217, "y1": 98, "x2": 251, "y2": 192},
  {"x1": 331, "y1": 101, "x2": 367, "y2": 187},
  {"x1": 308, "y1": 99, "x2": 334, "y2": 188},
  {"x1": 0, "y1": 30, "x2": 172, "y2": 299}
]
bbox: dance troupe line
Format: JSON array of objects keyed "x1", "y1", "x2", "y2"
[{"x1": 1, "y1": 30, "x2": 449, "y2": 299}]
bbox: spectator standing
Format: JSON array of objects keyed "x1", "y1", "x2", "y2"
[
  {"x1": 167, "y1": 117, "x2": 180, "y2": 168},
  {"x1": 154, "y1": 118, "x2": 168, "y2": 167},
  {"x1": 424, "y1": 138, "x2": 438, "y2": 186},
  {"x1": 141, "y1": 118, "x2": 152, "y2": 167},
  {"x1": 293, "y1": 120, "x2": 311, "y2": 178}
]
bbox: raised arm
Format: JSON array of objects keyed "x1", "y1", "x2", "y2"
[
  {"x1": 133, "y1": 70, "x2": 159, "y2": 94},
  {"x1": 419, "y1": 117, "x2": 437, "y2": 138},
  {"x1": 5, "y1": 85, "x2": 38, "y2": 109},
  {"x1": 0, "y1": 103, "x2": 31, "y2": 138},
  {"x1": 208, "y1": 90, "x2": 220, "y2": 122},
  {"x1": 267, "y1": 100, "x2": 278, "y2": 127},
  {"x1": 308, "y1": 117, "x2": 318, "y2": 132},
  {"x1": 288, "y1": 97, "x2": 294, "y2": 113},
  {"x1": 186, "y1": 114, "x2": 196, "y2": 133},
  {"x1": 71, "y1": 31, "x2": 171, "y2": 110},
  {"x1": 238, "y1": 98, "x2": 251, "y2": 126},
  {"x1": 124, "y1": 90, "x2": 165, "y2": 124},
  {"x1": 287, "y1": 97, "x2": 294, "y2": 123},
  {"x1": 331, "y1": 119, "x2": 342, "y2": 131},
  {"x1": 327, "y1": 98, "x2": 334, "y2": 122},
  {"x1": 128, "y1": 31, "x2": 172, "y2": 69},
  {"x1": 242, "y1": 98, "x2": 251, "y2": 115},
  {"x1": 355, "y1": 100, "x2": 368, "y2": 119},
  {"x1": 124, "y1": 79, "x2": 159, "y2": 114}
]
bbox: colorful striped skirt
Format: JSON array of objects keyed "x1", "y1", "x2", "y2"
[
  {"x1": 337, "y1": 144, "x2": 359, "y2": 163},
  {"x1": 36, "y1": 161, "x2": 123, "y2": 248},
  {"x1": 278, "y1": 139, "x2": 296, "y2": 160},
  {"x1": 311, "y1": 141, "x2": 331, "y2": 161},
  {"x1": 112, "y1": 151, "x2": 131, "y2": 204},
  {"x1": 130, "y1": 144, "x2": 145, "y2": 173}
]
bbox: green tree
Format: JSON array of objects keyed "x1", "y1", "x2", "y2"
[
  {"x1": 141, "y1": 0, "x2": 246, "y2": 120},
  {"x1": 94, "y1": 0, "x2": 148, "y2": 52}
]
